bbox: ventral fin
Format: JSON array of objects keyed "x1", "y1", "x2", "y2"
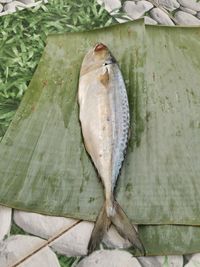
[{"x1": 99, "y1": 68, "x2": 109, "y2": 87}]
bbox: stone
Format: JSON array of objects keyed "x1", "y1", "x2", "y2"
[
  {"x1": 156, "y1": 255, "x2": 184, "y2": 267},
  {"x1": 174, "y1": 11, "x2": 200, "y2": 25},
  {"x1": 0, "y1": 10, "x2": 8, "y2": 15},
  {"x1": 14, "y1": 210, "x2": 138, "y2": 256},
  {"x1": 14, "y1": 210, "x2": 93, "y2": 256},
  {"x1": 97, "y1": 0, "x2": 121, "y2": 13},
  {"x1": 177, "y1": 0, "x2": 200, "y2": 12},
  {"x1": 0, "y1": 0, "x2": 11, "y2": 3},
  {"x1": 0, "y1": 3, "x2": 3, "y2": 12},
  {"x1": 4, "y1": 1, "x2": 25, "y2": 12},
  {"x1": 18, "y1": 0, "x2": 35, "y2": 4},
  {"x1": 197, "y1": 12, "x2": 200, "y2": 19},
  {"x1": 0, "y1": 235, "x2": 60, "y2": 267},
  {"x1": 52, "y1": 221, "x2": 138, "y2": 256},
  {"x1": 123, "y1": 1, "x2": 153, "y2": 20},
  {"x1": 150, "y1": 7, "x2": 175, "y2": 25},
  {"x1": 21, "y1": 1, "x2": 44, "y2": 9},
  {"x1": 180, "y1": 6, "x2": 197, "y2": 15},
  {"x1": 14, "y1": 210, "x2": 77, "y2": 239},
  {"x1": 103, "y1": 225, "x2": 131, "y2": 249},
  {"x1": 138, "y1": 256, "x2": 162, "y2": 267},
  {"x1": 144, "y1": 16, "x2": 158, "y2": 25},
  {"x1": 51, "y1": 221, "x2": 93, "y2": 256},
  {"x1": 185, "y1": 253, "x2": 200, "y2": 267},
  {"x1": 76, "y1": 250, "x2": 142, "y2": 267},
  {"x1": 0, "y1": 206, "x2": 12, "y2": 241},
  {"x1": 154, "y1": 0, "x2": 180, "y2": 11}
]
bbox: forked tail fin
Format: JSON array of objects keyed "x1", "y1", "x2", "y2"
[
  {"x1": 111, "y1": 201, "x2": 145, "y2": 255},
  {"x1": 87, "y1": 200, "x2": 145, "y2": 255},
  {"x1": 87, "y1": 202, "x2": 111, "y2": 254}
]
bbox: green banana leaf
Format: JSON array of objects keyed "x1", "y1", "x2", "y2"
[{"x1": 1, "y1": 19, "x2": 200, "y2": 255}]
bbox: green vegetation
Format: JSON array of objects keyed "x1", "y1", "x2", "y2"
[
  {"x1": 57, "y1": 254, "x2": 78, "y2": 267},
  {"x1": 0, "y1": 0, "x2": 114, "y2": 139},
  {"x1": 10, "y1": 222, "x2": 27, "y2": 235}
]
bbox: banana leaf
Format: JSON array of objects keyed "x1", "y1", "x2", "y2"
[{"x1": 1, "y1": 19, "x2": 200, "y2": 255}]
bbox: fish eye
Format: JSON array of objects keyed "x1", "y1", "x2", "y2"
[
  {"x1": 102, "y1": 58, "x2": 116, "y2": 66},
  {"x1": 103, "y1": 60, "x2": 112, "y2": 66}
]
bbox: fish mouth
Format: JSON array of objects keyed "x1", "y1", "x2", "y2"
[
  {"x1": 94, "y1": 43, "x2": 108, "y2": 52},
  {"x1": 93, "y1": 43, "x2": 116, "y2": 66}
]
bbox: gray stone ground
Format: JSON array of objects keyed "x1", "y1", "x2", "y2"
[
  {"x1": 0, "y1": 234, "x2": 60, "y2": 267},
  {"x1": 0, "y1": 206, "x2": 200, "y2": 266},
  {"x1": 97, "y1": 0, "x2": 200, "y2": 25}
]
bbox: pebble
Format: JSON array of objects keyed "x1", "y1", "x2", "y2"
[
  {"x1": 76, "y1": 250, "x2": 142, "y2": 267},
  {"x1": 97, "y1": 0, "x2": 121, "y2": 13},
  {"x1": 3, "y1": 0, "x2": 25, "y2": 11},
  {"x1": 154, "y1": 0, "x2": 180, "y2": 11},
  {"x1": 177, "y1": 0, "x2": 200, "y2": 12},
  {"x1": 14, "y1": 210, "x2": 92, "y2": 256},
  {"x1": 0, "y1": 206, "x2": 12, "y2": 241},
  {"x1": 0, "y1": 0, "x2": 45, "y2": 15},
  {"x1": 0, "y1": 235, "x2": 60, "y2": 267},
  {"x1": 0, "y1": 10, "x2": 8, "y2": 15},
  {"x1": 123, "y1": 0, "x2": 153, "y2": 20},
  {"x1": 14, "y1": 210, "x2": 77, "y2": 239},
  {"x1": 144, "y1": 15, "x2": 158, "y2": 25},
  {"x1": 103, "y1": 225, "x2": 131, "y2": 249},
  {"x1": 156, "y1": 255, "x2": 184, "y2": 267},
  {"x1": 18, "y1": 0, "x2": 35, "y2": 4},
  {"x1": 14, "y1": 210, "x2": 134, "y2": 256},
  {"x1": 51, "y1": 221, "x2": 93, "y2": 256},
  {"x1": 180, "y1": 6, "x2": 197, "y2": 15},
  {"x1": 138, "y1": 256, "x2": 161, "y2": 267},
  {"x1": 185, "y1": 253, "x2": 200, "y2": 267},
  {"x1": 174, "y1": 11, "x2": 200, "y2": 25},
  {"x1": 0, "y1": 0, "x2": 11, "y2": 3},
  {"x1": 150, "y1": 7, "x2": 175, "y2": 25}
]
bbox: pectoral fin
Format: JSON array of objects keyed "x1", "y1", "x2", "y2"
[{"x1": 99, "y1": 68, "x2": 109, "y2": 87}]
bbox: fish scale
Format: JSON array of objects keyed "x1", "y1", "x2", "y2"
[{"x1": 110, "y1": 64, "x2": 130, "y2": 188}]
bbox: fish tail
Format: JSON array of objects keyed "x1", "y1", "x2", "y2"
[
  {"x1": 88, "y1": 199, "x2": 145, "y2": 255},
  {"x1": 111, "y1": 200, "x2": 146, "y2": 255},
  {"x1": 87, "y1": 202, "x2": 111, "y2": 254}
]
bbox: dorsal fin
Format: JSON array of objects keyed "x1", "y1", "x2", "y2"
[{"x1": 99, "y1": 68, "x2": 109, "y2": 87}]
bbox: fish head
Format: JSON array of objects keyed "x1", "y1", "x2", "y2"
[{"x1": 80, "y1": 43, "x2": 116, "y2": 76}]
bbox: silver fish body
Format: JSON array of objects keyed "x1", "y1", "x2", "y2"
[{"x1": 78, "y1": 43, "x2": 145, "y2": 254}]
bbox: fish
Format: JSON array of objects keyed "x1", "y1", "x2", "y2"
[{"x1": 78, "y1": 43, "x2": 145, "y2": 255}]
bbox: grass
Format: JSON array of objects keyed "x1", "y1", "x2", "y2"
[
  {"x1": 57, "y1": 254, "x2": 78, "y2": 267},
  {"x1": 0, "y1": 0, "x2": 115, "y2": 139},
  {"x1": 10, "y1": 222, "x2": 28, "y2": 235}
]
